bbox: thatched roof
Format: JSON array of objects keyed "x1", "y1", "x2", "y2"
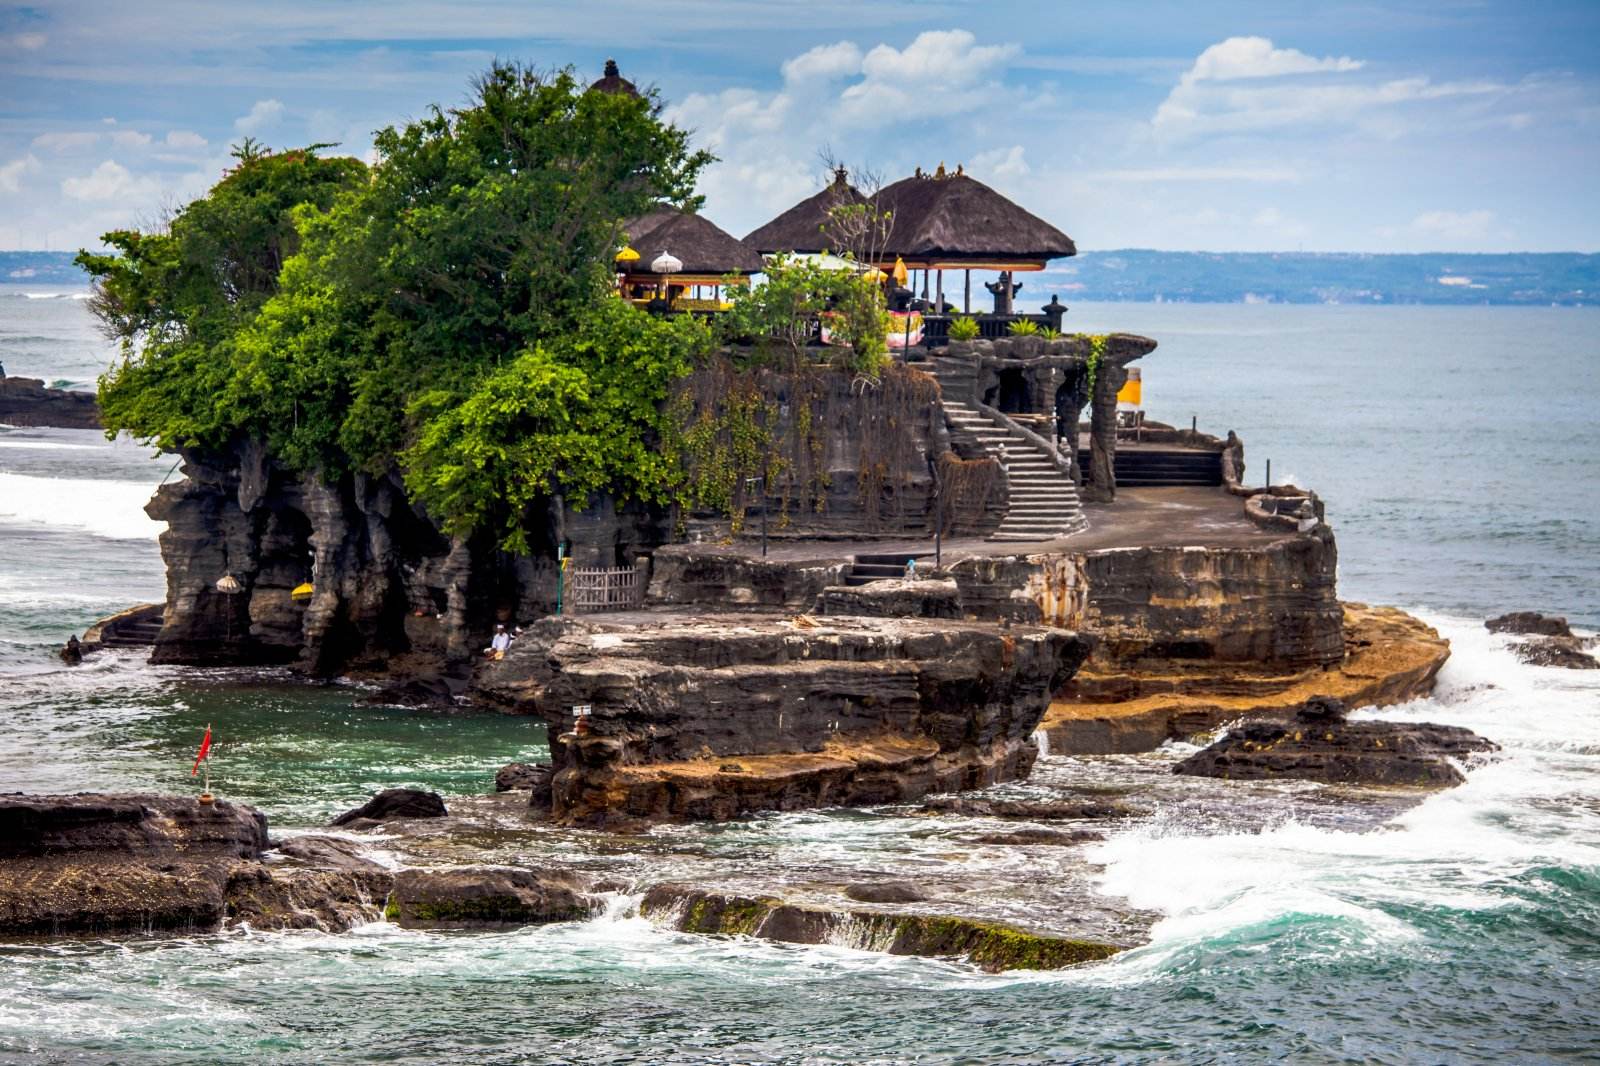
[
  {"x1": 589, "y1": 59, "x2": 639, "y2": 97},
  {"x1": 878, "y1": 166, "x2": 1075, "y2": 264},
  {"x1": 742, "y1": 167, "x2": 871, "y2": 254},
  {"x1": 622, "y1": 206, "x2": 763, "y2": 275}
]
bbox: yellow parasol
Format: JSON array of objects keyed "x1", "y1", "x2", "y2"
[
  {"x1": 615, "y1": 246, "x2": 641, "y2": 262},
  {"x1": 891, "y1": 257, "x2": 909, "y2": 287}
]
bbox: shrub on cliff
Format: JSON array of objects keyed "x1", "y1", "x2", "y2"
[
  {"x1": 722, "y1": 253, "x2": 888, "y2": 376},
  {"x1": 403, "y1": 300, "x2": 710, "y2": 551}
]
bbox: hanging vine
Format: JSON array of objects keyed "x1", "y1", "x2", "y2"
[
  {"x1": 1081, "y1": 333, "x2": 1110, "y2": 395},
  {"x1": 665, "y1": 351, "x2": 940, "y2": 535},
  {"x1": 935, "y1": 452, "x2": 1003, "y2": 536}
]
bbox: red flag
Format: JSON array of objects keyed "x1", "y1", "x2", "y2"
[{"x1": 190, "y1": 724, "x2": 212, "y2": 776}]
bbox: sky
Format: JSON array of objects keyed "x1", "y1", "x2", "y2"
[{"x1": 1, "y1": 0, "x2": 1597, "y2": 254}]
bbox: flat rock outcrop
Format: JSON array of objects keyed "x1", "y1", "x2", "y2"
[
  {"x1": 1173, "y1": 697, "x2": 1497, "y2": 788},
  {"x1": 0, "y1": 793, "x2": 270, "y2": 935},
  {"x1": 472, "y1": 613, "x2": 1090, "y2": 827},
  {"x1": 1040, "y1": 603, "x2": 1449, "y2": 755},
  {"x1": 640, "y1": 884, "x2": 1122, "y2": 971},
  {"x1": 0, "y1": 377, "x2": 100, "y2": 429},
  {"x1": 387, "y1": 867, "x2": 598, "y2": 929}
]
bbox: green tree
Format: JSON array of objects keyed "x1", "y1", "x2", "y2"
[
  {"x1": 78, "y1": 146, "x2": 367, "y2": 452},
  {"x1": 225, "y1": 61, "x2": 713, "y2": 476},
  {"x1": 401, "y1": 299, "x2": 711, "y2": 550},
  {"x1": 723, "y1": 253, "x2": 889, "y2": 375}
]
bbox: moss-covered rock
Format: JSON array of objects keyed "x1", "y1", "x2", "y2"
[
  {"x1": 639, "y1": 883, "x2": 1122, "y2": 971},
  {"x1": 388, "y1": 867, "x2": 598, "y2": 929}
]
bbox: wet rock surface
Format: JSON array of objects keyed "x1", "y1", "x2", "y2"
[
  {"x1": 388, "y1": 867, "x2": 598, "y2": 929},
  {"x1": 1173, "y1": 697, "x2": 1498, "y2": 787},
  {"x1": 1486, "y1": 611, "x2": 1573, "y2": 637},
  {"x1": 494, "y1": 762, "x2": 553, "y2": 797},
  {"x1": 843, "y1": 881, "x2": 929, "y2": 904},
  {"x1": 969, "y1": 828, "x2": 1105, "y2": 846},
  {"x1": 639, "y1": 884, "x2": 1123, "y2": 972},
  {"x1": 329, "y1": 788, "x2": 448, "y2": 827},
  {"x1": 0, "y1": 793, "x2": 270, "y2": 935},
  {"x1": 919, "y1": 796, "x2": 1138, "y2": 821},
  {"x1": 473, "y1": 613, "x2": 1091, "y2": 827},
  {"x1": 0, "y1": 377, "x2": 100, "y2": 429},
  {"x1": 1512, "y1": 639, "x2": 1599, "y2": 670}
]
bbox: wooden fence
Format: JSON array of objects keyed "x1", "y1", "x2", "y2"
[{"x1": 566, "y1": 564, "x2": 646, "y2": 614}]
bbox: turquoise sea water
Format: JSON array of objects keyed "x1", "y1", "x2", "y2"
[{"x1": 1, "y1": 286, "x2": 1598, "y2": 1063}]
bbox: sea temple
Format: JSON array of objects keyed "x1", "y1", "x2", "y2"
[{"x1": 7, "y1": 60, "x2": 1477, "y2": 964}]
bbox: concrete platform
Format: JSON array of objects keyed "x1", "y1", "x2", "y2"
[{"x1": 662, "y1": 485, "x2": 1284, "y2": 567}]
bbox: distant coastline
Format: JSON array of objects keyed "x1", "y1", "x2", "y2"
[{"x1": 4, "y1": 248, "x2": 1596, "y2": 306}]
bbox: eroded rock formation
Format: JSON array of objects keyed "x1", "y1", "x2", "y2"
[
  {"x1": 1172, "y1": 697, "x2": 1498, "y2": 787},
  {"x1": 472, "y1": 613, "x2": 1091, "y2": 827},
  {"x1": 0, "y1": 793, "x2": 269, "y2": 935},
  {"x1": 639, "y1": 884, "x2": 1123, "y2": 971}
]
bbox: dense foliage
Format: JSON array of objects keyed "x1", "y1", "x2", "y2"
[
  {"x1": 81, "y1": 144, "x2": 368, "y2": 451},
  {"x1": 722, "y1": 253, "x2": 889, "y2": 375},
  {"x1": 82, "y1": 63, "x2": 717, "y2": 548}
]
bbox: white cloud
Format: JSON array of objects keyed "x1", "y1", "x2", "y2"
[
  {"x1": 1152, "y1": 35, "x2": 1503, "y2": 141},
  {"x1": 111, "y1": 129, "x2": 153, "y2": 149},
  {"x1": 971, "y1": 145, "x2": 1030, "y2": 181},
  {"x1": 32, "y1": 131, "x2": 100, "y2": 153},
  {"x1": 1183, "y1": 36, "x2": 1362, "y2": 84},
  {"x1": 234, "y1": 98, "x2": 285, "y2": 134},
  {"x1": 781, "y1": 41, "x2": 862, "y2": 84},
  {"x1": 1410, "y1": 209, "x2": 1495, "y2": 239},
  {"x1": 0, "y1": 155, "x2": 42, "y2": 194},
  {"x1": 837, "y1": 30, "x2": 1019, "y2": 126},
  {"x1": 61, "y1": 160, "x2": 138, "y2": 201},
  {"x1": 164, "y1": 130, "x2": 208, "y2": 150},
  {"x1": 8, "y1": 32, "x2": 46, "y2": 50}
]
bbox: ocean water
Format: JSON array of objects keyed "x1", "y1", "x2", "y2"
[{"x1": 1, "y1": 286, "x2": 1598, "y2": 1064}]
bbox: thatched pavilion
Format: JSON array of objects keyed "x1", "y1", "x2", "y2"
[
  {"x1": 878, "y1": 164, "x2": 1075, "y2": 315},
  {"x1": 619, "y1": 206, "x2": 763, "y2": 308},
  {"x1": 744, "y1": 163, "x2": 1074, "y2": 319},
  {"x1": 742, "y1": 167, "x2": 872, "y2": 256}
]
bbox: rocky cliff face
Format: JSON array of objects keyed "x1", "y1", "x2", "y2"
[
  {"x1": 471, "y1": 614, "x2": 1091, "y2": 827},
  {"x1": 949, "y1": 527, "x2": 1343, "y2": 669},
  {"x1": 145, "y1": 449, "x2": 472, "y2": 671}
]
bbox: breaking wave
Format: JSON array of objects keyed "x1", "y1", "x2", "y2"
[{"x1": 0, "y1": 471, "x2": 162, "y2": 540}]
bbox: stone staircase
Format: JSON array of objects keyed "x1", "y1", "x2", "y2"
[
  {"x1": 1075, "y1": 446, "x2": 1222, "y2": 487},
  {"x1": 928, "y1": 355, "x2": 1086, "y2": 542},
  {"x1": 845, "y1": 553, "x2": 921, "y2": 586}
]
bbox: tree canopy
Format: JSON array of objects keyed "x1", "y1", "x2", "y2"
[{"x1": 82, "y1": 62, "x2": 719, "y2": 548}]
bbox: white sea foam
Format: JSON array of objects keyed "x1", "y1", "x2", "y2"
[
  {"x1": 0, "y1": 471, "x2": 162, "y2": 539},
  {"x1": 0, "y1": 440, "x2": 101, "y2": 451},
  {"x1": 1089, "y1": 612, "x2": 1600, "y2": 976}
]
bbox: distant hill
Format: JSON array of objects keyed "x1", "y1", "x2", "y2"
[
  {"x1": 1036, "y1": 251, "x2": 1597, "y2": 306},
  {"x1": 4, "y1": 249, "x2": 1596, "y2": 305},
  {"x1": 0, "y1": 251, "x2": 89, "y2": 286}
]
